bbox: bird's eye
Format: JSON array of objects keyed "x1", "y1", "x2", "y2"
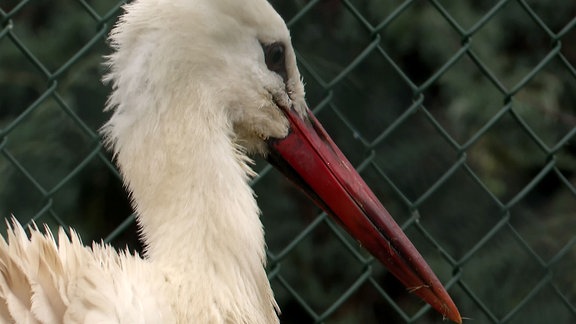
[{"x1": 263, "y1": 42, "x2": 287, "y2": 81}]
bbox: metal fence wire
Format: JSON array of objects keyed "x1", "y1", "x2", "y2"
[{"x1": 1, "y1": 0, "x2": 575, "y2": 323}]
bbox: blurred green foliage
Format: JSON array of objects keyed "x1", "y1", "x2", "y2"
[{"x1": 1, "y1": 0, "x2": 575, "y2": 323}]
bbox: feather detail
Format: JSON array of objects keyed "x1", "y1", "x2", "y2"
[{"x1": 0, "y1": 219, "x2": 174, "y2": 324}]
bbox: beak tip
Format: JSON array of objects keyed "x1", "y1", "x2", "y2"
[
  {"x1": 439, "y1": 297, "x2": 462, "y2": 324},
  {"x1": 407, "y1": 282, "x2": 461, "y2": 323},
  {"x1": 446, "y1": 306, "x2": 463, "y2": 324}
]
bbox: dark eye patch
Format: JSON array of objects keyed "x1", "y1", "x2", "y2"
[{"x1": 263, "y1": 42, "x2": 288, "y2": 82}]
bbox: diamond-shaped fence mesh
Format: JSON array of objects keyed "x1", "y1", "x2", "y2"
[{"x1": 1, "y1": 0, "x2": 575, "y2": 323}]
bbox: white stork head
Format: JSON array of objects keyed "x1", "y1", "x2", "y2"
[
  {"x1": 102, "y1": 0, "x2": 461, "y2": 323},
  {"x1": 103, "y1": 0, "x2": 305, "y2": 156}
]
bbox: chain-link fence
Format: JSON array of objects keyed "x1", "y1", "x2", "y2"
[{"x1": 1, "y1": 0, "x2": 575, "y2": 323}]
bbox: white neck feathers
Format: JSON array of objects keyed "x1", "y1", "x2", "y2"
[{"x1": 104, "y1": 75, "x2": 278, "y2": 323}]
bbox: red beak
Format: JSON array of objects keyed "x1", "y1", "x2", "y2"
[{"x1": 266, "y1": 105, "x2": 462, "y2": 323}]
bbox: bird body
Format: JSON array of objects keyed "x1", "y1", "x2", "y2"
[
  {"x1": 0, "y1": 0, "x2": 461, "y2": 323},
  {"x1": 0, "y1": 222, "x2": 174, "y2": 323},
  {"x1": 1, "y1": 0, "x2": 288, "y2": 322},
  {"x1": 2, "y1": 0, "x2": 284, "y2": 321}
]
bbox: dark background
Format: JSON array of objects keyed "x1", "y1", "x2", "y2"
[{"x1": 1, "y1": 0, "x2": 575, "y2": 323}]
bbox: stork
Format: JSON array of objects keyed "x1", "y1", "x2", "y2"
[{"x1": 0, "y1": 0, "x2": 461, "y2": 323}]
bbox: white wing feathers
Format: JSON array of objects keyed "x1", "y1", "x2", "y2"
[{"x1": 0, "y1": 219, "x2": 173, "y2": 324}]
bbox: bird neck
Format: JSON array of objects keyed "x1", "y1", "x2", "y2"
[{"x1": 111, "y1": 89, "x2": 277, "y2": 322}]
